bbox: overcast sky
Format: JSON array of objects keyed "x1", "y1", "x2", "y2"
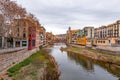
[{"x1": 14, "y1": 0, "x2": 120, "y2": 34}]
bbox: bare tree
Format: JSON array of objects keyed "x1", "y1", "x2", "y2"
[
  {"x1": 0, "y1": 0, "x2": 27, "y2": 37},
  {"x1": 0, "y1": 0, "x2": 27, "y2": 48},
  {"x1": 0, "y1": 0, "x2": 26, "y2": 22}
]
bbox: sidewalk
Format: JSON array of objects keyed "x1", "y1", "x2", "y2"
[
  {"x1": 0, "y1": 47, "x2": 27, "y2": 54},
  {"x1": 0, "y1": 47, "x2": 39, "y2": 79}
]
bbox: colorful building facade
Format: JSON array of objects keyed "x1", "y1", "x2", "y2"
[
  {"x1": 94, "y1": 20, "x2": 120, "y2": 47},
  {"x1": 14, "y1": 17, "x2": 43, "y2": 50},
  {"x1": 27, "y1": 17, "x2": 36, "y2": 50},
  {"x1": 13, "y1": 19, "x2": 29, "y2": 48},
  {"x1": 77, "y1": 30, "x2": 86, "y2": 46},
  {"x1": 66, "y1": 27, "x2": 79, "y2": 44},
  {"x1": 46, "y1": 32, "x2": 54, "y2": 45}
]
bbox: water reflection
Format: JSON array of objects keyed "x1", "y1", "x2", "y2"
[
  {"x1": 67, "y1": 51, "x2": 94, "y2": 72},
  {"x1": 49, "y1": 43, "x2": 120, "y2": 80},
  {"x1": 66, "y1": 51, "x2": 120, "y2": 79}
]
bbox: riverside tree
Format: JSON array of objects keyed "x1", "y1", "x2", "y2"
[
  {"x1": 0, "y1": 0, "x2": 27, "y2": 47},
  {"x1": 0, "y1": 0, "x2": 26, "y2": 37}
]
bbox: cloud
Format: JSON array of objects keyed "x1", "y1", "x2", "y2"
[{"x1": 14, "y1": 0, "x2": 120, "y2": 34}]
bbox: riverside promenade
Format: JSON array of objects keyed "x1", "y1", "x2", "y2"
[{"x1": 0, "y1": 47, "x2": 39, "y2": 79}]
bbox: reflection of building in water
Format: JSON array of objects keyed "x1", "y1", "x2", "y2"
[
  {"x1": 67, "y1": 51, "x2": 94, "y2": 71},
  {"x1": 95, "y1": 61, "x2": 120, "y2": 78},
  {"x1": 67, "y1": 51, "x2": 120, "y2": 78}
]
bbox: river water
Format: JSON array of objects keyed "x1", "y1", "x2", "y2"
[{"x1": 47, "y1": 43, "x2": 120, "y2": 80}]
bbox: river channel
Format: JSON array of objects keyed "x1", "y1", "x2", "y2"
[{"x1": 47, "y1": 43, "x2": 120, "y2": 80}]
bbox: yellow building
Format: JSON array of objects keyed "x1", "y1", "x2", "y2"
[
  {"x1": 77, "y1": 36, "x2": 86, "y2": 46},
  {"x1": 66, "y1": 27, "x2": 79, "y2": 44}
]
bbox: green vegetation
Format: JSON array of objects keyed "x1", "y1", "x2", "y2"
[
  {"x1": 69, "y1": 46, "x2": 83, "y2": 51},
  {"x1": 85, "y1": 47, "x2": 120, "y2": 56},
  {"x1": 64, "y1": 45, "x2": 120, "y2": 66},
  {"x1": 7, "y1": 50, "x2": 49, "y2": 78},
  {"x1": 7, "y1": 49, "x2": 59, "y2": 80},
  {"x1": 0, "y1": 78, "x2": 4, "y2": 80},
  {"x1": 68, "y1": 46, "x2": 120, "y2": 56}
]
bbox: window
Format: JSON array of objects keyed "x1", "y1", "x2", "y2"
[
  {"x1": 23, "y1": 22, "x2": 26, "y2": 26},
  {"x1": 109, "y1": 40, "x2": 111, "y2": 43},
  {"x1": 32, "y1": 40, "x2": 35, "y2": 46},
  {"x1": 22, "y1": 41, "x2": 27, "y2": 46},
  {"x1": 17, "y1": 28, "x2": 19, "y2": 32},
  {"x1": 0, "y1": 36, "x2": 2, "y2": 48},
  {"x1": 17, "y1": 34, "x2": 19, "y2": 37},
  {"x1": 16, "y1": 41, "x2": 20, "y2": 47},
  {"x1": 103, "y1": 41, "x2": 105, "y2": 43},
  {"x1": 23, "y1": 28, "x2": 26, "y2": 32},
  {"x1": 29, "y1": 34, "x2": 31, "y2": 37},
  {"x1": 23, "y1": 33, "x2": 26, "y2": 38}
]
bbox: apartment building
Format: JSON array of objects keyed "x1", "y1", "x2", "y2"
[
  {"x1": 53, "y1": 34, "x2": 66, "y2": 43},
  {"x1": 13, "y1": 17, "x2": 38, "y2": 50},
  {"x1": 83, "y1": 27, "x2": 94, "y2": 38},
  {"x1": 46, "y1": 32, "x2": 54, "y2": 45},
  {"x1": 77, "y1": 30, "x2": 86, "y2": 46},
  {"x1": 13, "y1": 18, "x2": 29, "y2": 48},
  {"x1": 67, "y1": 27, "x2": 79, "y2": 44},
  {"x1": 83, "y1": 27, "x2": 94, "y2": 47},
  {"x1": 94, "y1": 20, "x2": 120, "y2": 46},
  {"x1": 0, "y1": 14, "x2": 4, "y2": 48},
  {"x1": 35, "y1": 21, "x2": 41, "y2": 48},
  {"x1": 39, "y1": 26, "x2": 46, "y2": 46}
]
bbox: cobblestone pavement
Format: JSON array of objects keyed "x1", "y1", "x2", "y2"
[
  {"x1": 0, "y1": 49, "x2": 28, "y2": 73},
  {"x1": 0, "y1": 48, "x2": 33, "y2": 80},
  {"x1": 0, "y1": 48, "x2": 39, "y2": 80}
]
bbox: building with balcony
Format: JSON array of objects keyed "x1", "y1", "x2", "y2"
[
  {"x1": 83, "y1": 27, "x2": 94, "y2": 39},
  {"x1": 13, "y1": 18, "x2": 29, "y2": 48},
  {"x1": 36, "y1": 25, "x2": 46, "y2": 47},
  {"x1": 46, "y1": 32, "x2": 54, "y2": 45},
  {"x1": 94, "y1": 20, "x2": 120, "y2": 47},
  {"x1": 77, "y1": 30, "x2": 86, "y2": 46},
  {"x1": 13, "y1": 17, "x2": 38, "y2": 50},
  {"x1": 66, "y1": 27, "x2": 79, "y2": 44},
  {"x1": 54, "y1": 34, "x2": 66, "y2": 43},
  {"x1": 83, "y1": 27, "x2": 94, "y2": 47},
  {"x1": 39, "y1": 26, "x2": 46, "y2": 46}
]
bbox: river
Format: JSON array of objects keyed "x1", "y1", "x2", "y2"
[{"x1": 47, "y1": 43, "x2": 120, "y2": 80}]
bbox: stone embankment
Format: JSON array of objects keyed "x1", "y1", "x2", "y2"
[
  {"x1": 0, "y1": 47, "x2": 60, "y2": 80},
  {"x1": 61, "y1": 44, "x2": 120, "y2": 67},
  {"x1": 0, "y1": 47, "x2": 40, "y2": 79}
]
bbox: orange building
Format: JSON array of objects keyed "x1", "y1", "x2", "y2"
[
  {"x1": 66, "y1": 27, "x2": 79, "y2": 44},
  {"x1": 13, "y1": 17, "x2": 38, "y2": 50},
  {"x1": 46, "y1": 32, "x2": 54, "y2": 45}
]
